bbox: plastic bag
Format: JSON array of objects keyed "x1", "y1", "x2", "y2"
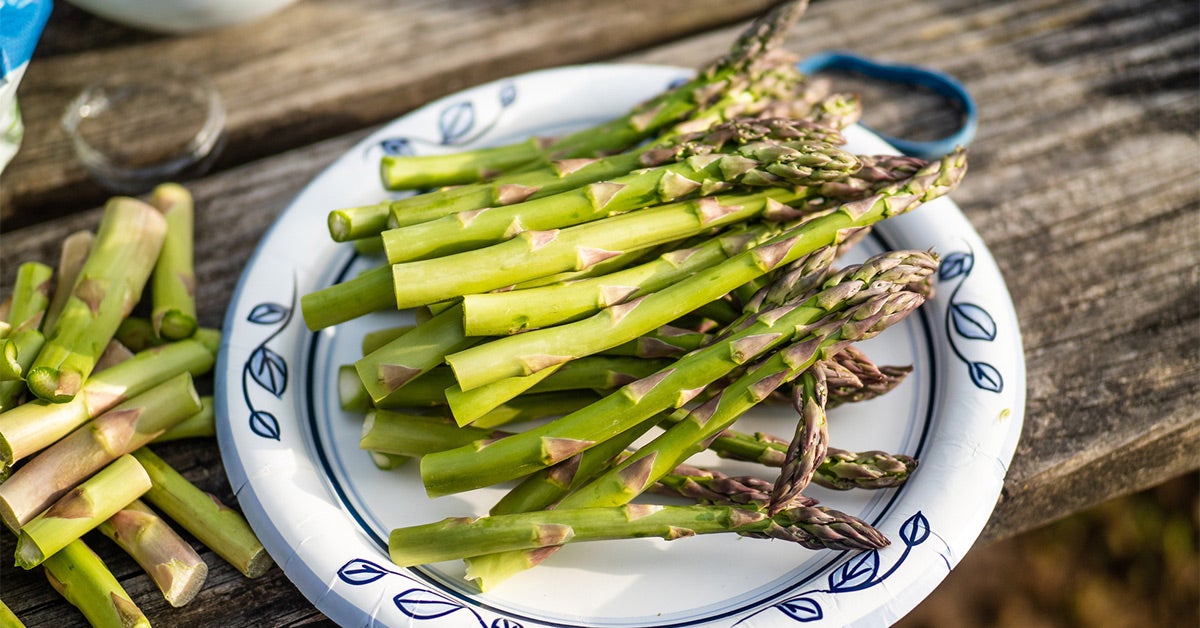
[{"x1": 0, "y1": 0, "x2": 53, "y2": 174}]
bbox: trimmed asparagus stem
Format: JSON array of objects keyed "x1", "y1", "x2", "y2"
[
  {"x1": 354, "y1": 304, "x2": 478, "y2": 404},
  {"x1": 381, "y1": 136, "x2": 547, "y2": 190},
  {"x1": 131, "y1": 447, "x2": 272, "y2": 578},
  {"x1": 460, "y1": 227, "x2": 769, "y2": 336},
  {"x1": 96, "y1": 499, "x2": 208, "y2": 607},
  {"x1": 328, "y1": 203, "x2": 395, "y2": 242},
  {"x1": 149, "y1": 183, "x2": 199, "y2": 341},
  {"x1": 470, "y1": 391, "x2": 600, "y2": 429},
  {"x1": 41, "y1": 230, "x2": 94, "y2": 335},
  {"x1": 113, "y1": 317, "x2": 161, "y2": 352},
  {"x1": 15, "y1": 453, "x2": 152, "y2": 569},
  {"x1": 654, "y1": 465, "x2": 810, "y2": 510},
  {"x1": 442, "y1": 148, "x2": 966, "y2": 391},
  {"x1": 390, "y1": 500, "x2": 885, "y2": 569},
  {"x1": 300, "y1": 264, "x2": 394, "y2": 331},
  {"x1": 0, "y1": 372, "x2": 201, "y2": 529},
  {"x1": 0, "y1": 262, "x2": 53, "y2": 381},
  {"x1": 93, "y1": 340, "x2": 135, "y2": 372},
  {"x1": 360, "y1": 411, "x2": 504, "y2": 458},
  {"x1": 42, "y1": 539, "x2": 151, "y2": 628},
  {"x1": 26, "y1": 197, "x2": 168, "y2": 402},
  {"x1": 369, "y1": 451, "x2": 410, "y2": 470},
  {"x1": 767, "y1": 368, "x2": 829, "y2": 513},
  {"x1": 0, "y1": 338, "x2": 216, "y2": 469},
  {"x1": 361, "y1": 325, "x2": 415, "y2": 355},
  {"x1": 154, "y1": 396, "x2": 216, "y2": 442},
  {"x1": 444, "y1": 368, "x2": 562, "y2": 427}
]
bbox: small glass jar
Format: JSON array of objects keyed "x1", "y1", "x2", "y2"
[{"x1": 61, "y1": 62, "x2": 225, "y2": 194}]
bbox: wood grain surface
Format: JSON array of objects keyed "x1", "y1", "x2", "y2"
[{"x1": 1, "y1": 0, "x2": 1197, "y2": 625}]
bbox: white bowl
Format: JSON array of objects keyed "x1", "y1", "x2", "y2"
[{"x1": 66, "y1": 0, "x2": 300, "y2": 34}]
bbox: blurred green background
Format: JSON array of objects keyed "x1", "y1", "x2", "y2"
[{"x1": 898, "y1": 471, "x2": 1199, "y2": 627}]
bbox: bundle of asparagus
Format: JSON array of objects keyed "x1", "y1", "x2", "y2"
[
  {"x1": 0, "y1": 184, "x2": 269, "y2": 626},
  {"x1": 300, "y1": 0, "x2": 967, "y2": 592}
]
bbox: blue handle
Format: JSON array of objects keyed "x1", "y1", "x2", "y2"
[{"x1": 797, "y1": 51, "x2": 976, "y2": 159}]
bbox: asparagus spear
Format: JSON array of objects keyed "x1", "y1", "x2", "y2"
[
  {"x1": 154, "y1": 395, "x2": 216, "y2": 442},
  {"x1": 42, "y1": 539, "x2": 151, "y2": 628},
  {"x1": 0, "y1": 337, "x2": 216, "y2": 469},
  {"x1": 441, "y1": 148, "x2": 965, "y2": 391},
  {"x1": 41, "y1": 230, "x2": 94, "y2": 335},
  {"x1": 26, "y1": 197, "x2": 167, "y2": 402},
  {"x1": 131, "y1": 447, "x2": 272, "y2": 578},
  {"x1": 393, "y1": 186, "x2": 803, "y2": 312},
  {"x1": 423, "y1": 249, "x2": 938, "y2": 496},
  {"x1": 654, "y1": 464, "x2": 813, "y2": 509},
  {"x1": 767, "y1": 367, "x2": 828, "y2": 513},
  {"x1": 0, "y1": 262, "x2": 52, "y2": 382},
  {"x1": 300, "y1": 264, "x2": 393, "y2": 330},
  {"x1": 96, "y1": 499, "x2": 209, "y2": 607},
  {"x1": 461, "y1": 225, "x2": 773, "y2": 336},
  {"x1": 378, "y1": 1, "x2": 811, "y2": 191},
  {"x1": 353, "y1": 303, "x2": 477, "y2": 404},
  {"x1": 0, "y1": 372, "x2": 201, "y2": 529},
  {"x1": 15, "y1": 453, "x2": 152, "y2": 569},
  {"x1": 389, "y1": 501, "x2": 884, "y2": 569},
  {"x1": 148, "y1": 183, "x2": 199, "y2": 341}
]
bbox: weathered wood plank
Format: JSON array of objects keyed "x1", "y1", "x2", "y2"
[
  {"x1": 1, "y1": 0, "x2": 1196, "y2": 625},
  {"x1": 0, "y1": 0, "x2": 776, "y2": 230}
]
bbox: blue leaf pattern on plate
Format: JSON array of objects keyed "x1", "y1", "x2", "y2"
[
  {"x1": 968, "y1": 361, "x2": 1004, "y2": 392},
  {"x1": 337, "y1": 558, "x2": 397, "y2": 585},
  {"x1": 938, "y1": 251, "x2": 973, "y2": 281},
  {"x1": 498, "y1": 83, "x2": 517, "y2": 107},
  {"x1": 249, "y1": 409, "x2": 280, "y2": 440},
  {"x1": 490, "y1": 618, "x2": 524, "y2": 628},
  {"x1": 900, "y1": 511, "x2": 931, "y2": 546},
  {"x1": 950, "y1": 302, "x2": 997, "y2": 341},
  {"x1": 380, "y1": 137, "x2": 414, "y2": 157},
  {"x1": 779, "y1": 597, "x2": 823, "y2": 622},
  {"x1": 829, "y1": 550, "x2": 880, "y2": 592},
  {"x1": 942, "y1": 248, "x2": 1004, "y2": 393},
  {"x1": 395, "y1": 588, "x2": 477, "y2": 623},
  {"x1": 248, "y1": 345, "x2": 288, "y2": 398},
  {"x1": 439, "y1": 102, "x2": 475, "y2": 145},
  {"x1": 247, "y1": 302, "x2": 289, "y2": 324}
]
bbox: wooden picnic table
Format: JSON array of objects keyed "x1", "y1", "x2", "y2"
[{"x1": 1, "y1": 0, "x2": 1196, "y2": 625}]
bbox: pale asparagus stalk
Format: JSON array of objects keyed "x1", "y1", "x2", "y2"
[
  {"x1": 149, "y1": 183, "x2": 199, "y2": 340},
  {"x1": 15, "y1": 454, "x2": 151, "y2": 569},
  {"x1": 0, "y1": 372, "x2": 201, "y2": 529},
  {"x1": 0, "y1": 262, "x2": 52, "y2": 381},
  {"x1": 41, "y1": 230, "x2": 94, "y2": 335},
  {"x1": 42, "y1": 539, "x2": 151, "y2": 628},
  {"x1": 96, "y1": 499, "x2": 209, "y2": 607},
  {"x1": 132, "y1": 447, "x2": 272, "y2": 578}
]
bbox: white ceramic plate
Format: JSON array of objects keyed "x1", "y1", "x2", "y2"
[{"x1": 216, "y1": 64, "x2": 1025, "y2": 628}]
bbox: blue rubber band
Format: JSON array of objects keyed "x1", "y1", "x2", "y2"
[{"x1": 797, "y1": 51, "x2": 977, "y2": 159}]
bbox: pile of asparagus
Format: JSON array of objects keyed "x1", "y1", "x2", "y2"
[
  {"x1": 302, "y1": 0, "x2": 967, "y2": 592},
  {"x1": 0, "y1": 185, "x2": 269, "y2": 627}
]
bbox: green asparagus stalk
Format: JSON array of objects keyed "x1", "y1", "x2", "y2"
[
  {"x1": 96, "y1": 499, "x2": 209, "y2": 607},
  {"x1": 0, "y1": 372, "x2": 201, "y2": 529},
  {"x1": 154, "y1": 396, "x2": 216, "y2": 442},
  {"x1": 0, "y1": 333, "x2": 40, "y2": 412},
  {"x1": 441, "y1": 148, "x2": 965, "y2": 392},
  {"x1": 824, "y1": 346, "x2": 912, "y2": 407},
  {"x1": 423, "y1": 248, "x2": 938, "y2": 496},
  {"x1": 42, "y1": 539, "x2": 151, "y2": 628},
  {"x1": 461, "y1": 225, "x2": 773, "y2": 336},
  {"x1": 0, "y1": 262, "x2": 52, "y2": 381},
  {"x1": 0, "y1": 600, "x2": 21, "y2": 627},
  {"x1": 93, "y1": 339, "x2": 135, "y2": 373},
  {"x1": 767, "y1": 368, "x2": 828, "y2": 513},
  {"x1": 41, "y1": 231, "x2": 93, "y2": 336},
  {"x1": 601, "y1": 325, "x2": 713, "y2": 359},
  {"x1": 361, "y1": 325, "x2": 416, "y2": 355},
  {"x1": 354, "y1": 304, "x2": 477, "y2": 404},
  {"x1": 470, "y1": 391, "x2": 601, "y2": 429},
  {"x1": 369, "y1": 451, "x2": 411, "y2": 471},
  {"x1": 300, "y1": 264, "x2": 394, "y2": 330},
  {"x1": 26, "y1": 197, "x2": 167, "y2": 402},
  {"x1": 360, "y1": 411, "x2": 504, "y2": 458},
  {"x1": 0, "y1": 338, "x2": 216, "y2": 469},
  {"x1": 394, "y1": 186, "x2": 804, "y2": 313},
  {"x1": 389, "y1": 501, "x2": 885, "y2": 569},
  {"x1": 380, "y1": 139, "x2": 858, "y2": 263},
  {"x1": 131, "y1": 447, "x2": 272, "y2": 578},
  {"x1": 113, "y1": 317, "x2": 161, "y2": 352},
  {"x1": 15, "y1": 453, "x2": 152, "y2": 569},
  {"x1": 149, "y1": 183, "x2": 199, "y2": 341},
  {"x1": 378, "y1": 1, "x2": 811, "y2": 191}
]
